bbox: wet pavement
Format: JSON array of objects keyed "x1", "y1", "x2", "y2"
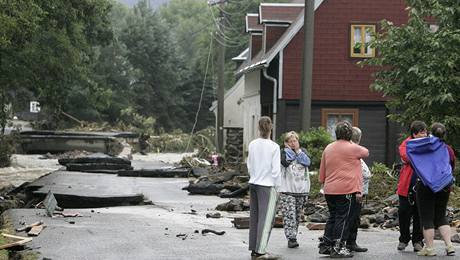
[{"x1": 4, "y1": 178, "x2": 459, "y2": 259}]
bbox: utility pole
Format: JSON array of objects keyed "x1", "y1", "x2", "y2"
[
  {"x1": 300, "y1": 0, "x2": 314, "y2": 132},
  {"x1": 208, "y1": 0, "x2": 226, "y2": 154}
]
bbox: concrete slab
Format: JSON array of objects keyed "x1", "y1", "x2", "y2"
[
  {"x1": 4, "y1": 178, "x2": 459, "y2": 260},
  {"x1": 26, "y1": 171, "x2": 144, "y2": 208}
]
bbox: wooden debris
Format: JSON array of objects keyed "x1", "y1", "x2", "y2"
[
  {"x1": 16, "y1": 221, "x2": 43, "y2": 232},
  {"x1": 452, "y1": 220, "x2": 460, "y2": 229},
  {"x1": 0, "y1": 233, "x2": 32, "y2": 250},
  {"x1": 232, "y1": 217, "x2": 249, "y2": 229},
  {"x1": 53, "y1": 212, "x2": 81, "y2": 218},
  {"x1": 306, "y1": 222, "x2": 326, "y2": 230},
  {"x1": 27, "y1": 225, "x2": 45, "y2": 237}
]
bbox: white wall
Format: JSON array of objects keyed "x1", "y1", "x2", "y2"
[
  {"x1": 210, "y1": 76, "x2": 245, "y2": 128},
  {"x1": 243, "y1": 70, "x2": 261, "y2": 157}
]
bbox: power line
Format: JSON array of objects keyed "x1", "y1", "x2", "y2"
[{"x1": 185, "y1": 32, "x2": 213, "y2": 152}]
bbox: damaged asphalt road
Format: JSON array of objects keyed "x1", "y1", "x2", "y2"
[{"x1": 4, "y1": 177, "x2": 459, "y2": 260}]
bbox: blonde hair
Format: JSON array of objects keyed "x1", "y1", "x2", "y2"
[
  {"x1": 258, "y1": 116, "x2": 272, "y2": 138},
  {"x1": 284, "y1": 131, "x2": 299, "y2": 143}
]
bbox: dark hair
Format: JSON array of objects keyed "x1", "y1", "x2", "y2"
[
  {"x1": 410, "y1": 120, "x2": 427, "y2": 138},
  {"x1": 431, "y1": 122, "x2": 446, "y2": 140},
  {"x1": 335, "y1": 121, "x2": 353, "y2": 141},
  {"x1": 258, "y1": 116, "x2": 272, "y2": 139}
]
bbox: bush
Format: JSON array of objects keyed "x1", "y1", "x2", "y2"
[
  {"x1": 0, "y1": 135, "x2": 15, "y2": 167},
  {"x1": 278, "y1": 127, "x2": 333, "y2": 170},
  {"x1": 367, "y1": 162, "x2": 398, "y2": 200}
]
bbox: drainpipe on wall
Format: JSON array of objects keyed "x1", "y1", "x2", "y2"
[{"x1": 263, "y1": 68, "x2": 277, "y2": 141}]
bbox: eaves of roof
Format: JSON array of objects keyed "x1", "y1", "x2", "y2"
[{"x1": 236, "y1": 0, "x2": 325, "y2": 76}]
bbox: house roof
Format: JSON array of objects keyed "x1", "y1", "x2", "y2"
[
  {"x1": 232, "y1": 48, "x2": 249, "y2": 61},
  {"x1": 259, "y1": 3, "x2": 304, "y2": 24},
  {"x1": 237, "y1": 0, "x2": 325, "y2": 76},
  {"x1": 246, "y1": 14, "x2": 263, "y2": 32}
]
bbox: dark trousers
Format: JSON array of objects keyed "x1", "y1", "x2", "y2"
[
  {"x1": 323, "y1": 194, "x2": 356, "y2": 246},
  {"x1": 347, "y1": 199, "x2": 362, "y2": 244},
  {"x1": 249, "y1": 184, "x2": 278, "y2": 254},
  {"x1": 416, "y1": 182, "x2": 450, "y2": 229},
  {"x1": 398, "y1": 195, "x2": 423, "y2": 244}
]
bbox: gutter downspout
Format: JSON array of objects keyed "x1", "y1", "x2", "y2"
[{"x1": 263, "y1": 68, "x2": 277, "y2": 141}]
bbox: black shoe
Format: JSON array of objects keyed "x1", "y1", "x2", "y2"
[
  {"x1": 288, "y1": 239, "x2": 299, "y2": 248},
  {"x1": 330, "y1": 247, "x2": 353, "y2": 258},
  {"x1": 318, "y1": 244, "x2": 331, "y2": 255},
  {"x1": 347, "y1": 243, "x2": 368, "y2": 252},
  {"x1": 251, "y1": 251, "x2": 262, "y2": 260},
  {"x1": 318, "y1": 236, "x2": 332, "y2": 255}
]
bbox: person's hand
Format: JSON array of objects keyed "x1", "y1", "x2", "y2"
[{"x1": 356, "y1": 193, "x2": 363, "y2": 203}]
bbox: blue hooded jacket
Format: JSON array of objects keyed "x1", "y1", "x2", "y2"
[{"x1": 406, "y1": 136, "x2": 453, "y2": 192}]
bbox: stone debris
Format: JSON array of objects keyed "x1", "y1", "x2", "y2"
[
  {"x1": 215, "y1": 199, "x2": 249, "y2": 212},
  {"x1": 201, "y1": 229, "x2": 225, "y2": 236},
  {"x1": 206, "y1": 212, "x2": 222, "y2": 219}
]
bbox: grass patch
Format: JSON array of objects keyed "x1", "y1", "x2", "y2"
[{"x1": 0, "y1": 213, "x2": 15, "y2": 260}]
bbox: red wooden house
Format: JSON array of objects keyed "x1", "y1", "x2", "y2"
[{"x1": 237, "y1": 0, "x2": 408, "y2": 164}]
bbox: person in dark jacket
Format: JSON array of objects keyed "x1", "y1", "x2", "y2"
[
  {"x1": 414, "y1": 123, "x2": 456, "y2": 256},
  {"x1": 396, "y1": 121, "x2": 426, "y2": 252}
]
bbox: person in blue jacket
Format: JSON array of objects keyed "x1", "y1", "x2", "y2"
[{"x1": 410, "y1": 123, "x2": 456, "y2": 256}]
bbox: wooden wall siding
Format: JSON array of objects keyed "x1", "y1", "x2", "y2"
[
  {"x1": 260, "y1": 5, "x2": 304, "y2": 23},
  {"x1": 251, "y1": 35, "x2": 262, "y2": 59},
  {"x1": 279, "y1": 103, "x2": 388, "y2": 164},
  {"x1": 265, "y1": 26, "x2": 288, "y2": 52},
  {"x1": 247, "y1": 15, "x2": 263, "y2": 32},
  {"x1": 282, "y1": 0, "x2": 408, "y2": 101}
]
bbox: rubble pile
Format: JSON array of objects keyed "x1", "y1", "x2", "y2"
[
  {"x1": 58, "y1": 153, "x2": 133, "y2": 173},
  {"x1": 182, "y1": 169, "x2": 249, "y2": 197},
  {"x1": 224, "y1": 128, "x2": 243, "y2": 165}
]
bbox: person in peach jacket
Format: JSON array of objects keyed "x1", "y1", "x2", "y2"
[{"x1": 317, "y1": 121, "x2": 369, "y2": 258}]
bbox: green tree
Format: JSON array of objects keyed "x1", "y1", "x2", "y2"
[
  {"x1": 0, "y1": 0, "x2": 43, "y2": 133},
  {"x1": 121, "y1": 0, "x2": 186, "y2": 131},
  {"x1": 366, "y1": 0, "x2": 460, "y2": 150}
]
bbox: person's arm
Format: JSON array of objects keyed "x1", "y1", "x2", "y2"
[
  {"x1": 399, "y1": 138, "x2": 410, "y2": 163},
  {"x1": 361, "y1": 160, "x2": 371, "y2": 179},
  {"x1": 272, "y1": 146, "x2": 281, "y2": 185},
  {"x1": 354, "y1": 144, "x2": 369, "y2": 159},
  {"x1": 280, "y1": 148, "x2": 291, "y2": 168},
  {"x1": 296, "y1": 148, "x2": 311, "y2": 167},
  {"x1": 319, "y1": 150, "x2": 326, "y2": 184},
  {"x1": 247, "y1": 144, "x2": 253, "y2": 175},
  {"x1": 447, "y1": 145, "x2": 456, "y2": 171}
]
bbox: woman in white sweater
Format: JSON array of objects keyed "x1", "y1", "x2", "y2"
[{"x1": 247, "y1": 116, "x2": 281, "y2": 260}]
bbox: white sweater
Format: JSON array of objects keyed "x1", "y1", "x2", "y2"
[{"x1": 247, "y1": 138, "x2": 281, "y2": 187}]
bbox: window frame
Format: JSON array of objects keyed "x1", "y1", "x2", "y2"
[
  {"x1": 350, "y1": 24, "x2": 376, "y2": 58},
  {"x1": 321, "y1": 108, "x2": 359, "y2": 138}
]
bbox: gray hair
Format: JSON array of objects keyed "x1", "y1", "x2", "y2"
[{"x1": 351, "y1": 127, "x2": 362, "y2": 144}]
